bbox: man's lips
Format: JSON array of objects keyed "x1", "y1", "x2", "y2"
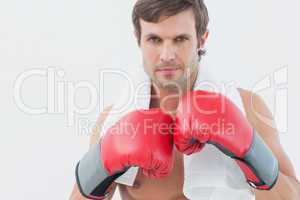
[{"x1": 155, "y1": 67, "x2": 180, "y2": 76}]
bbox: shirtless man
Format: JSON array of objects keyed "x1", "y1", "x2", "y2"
[{"x1": 70, "y1": 0, "x2": 300, "y2": 199}]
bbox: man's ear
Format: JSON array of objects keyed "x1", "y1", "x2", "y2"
[{"x1": 198, "y1": 30, "x2": 209, "y2": 49}]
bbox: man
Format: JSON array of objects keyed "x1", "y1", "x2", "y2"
[{"x1": 70, "y1": 0, "x2": 300, "y2": 199}]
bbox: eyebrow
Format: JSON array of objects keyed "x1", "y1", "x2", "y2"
[{"x1": 144, "y1": 33, "x2": 192, "y2": 39}]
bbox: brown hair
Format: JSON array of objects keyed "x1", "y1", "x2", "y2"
[{"x1": 132, "y1": 0, "x2": 209, "y2": 56}]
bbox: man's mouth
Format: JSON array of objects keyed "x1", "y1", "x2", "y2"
[{"x1": 155, "y1": 67, "x2": 181, "y2": 76}]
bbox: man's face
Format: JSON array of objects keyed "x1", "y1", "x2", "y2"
[{"x1": 138, "y1": 9, "x2": 204, "y2": 90}]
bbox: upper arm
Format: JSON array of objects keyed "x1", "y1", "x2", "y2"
[{"x1": 238, "y1": 88, "x2": 297, "y2": 179}]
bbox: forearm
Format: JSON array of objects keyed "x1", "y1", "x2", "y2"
[
  {"x1": 69, "y1": 182, "x2": 117, "y2": 200},
  {"x1": 70, "y1": 106, "x2": 116, "y2": 200},
  {"x1": 255, "y1": 172, "x2": 300, "y2": 200}
]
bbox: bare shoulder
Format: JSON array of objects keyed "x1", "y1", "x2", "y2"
[{"x1": 237, "y1": 88, "x2": 297, "y2": 178}]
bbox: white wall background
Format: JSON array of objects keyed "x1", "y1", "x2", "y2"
[{"x1": 0, "y1": 0, "x2": 299, "y2": 199}]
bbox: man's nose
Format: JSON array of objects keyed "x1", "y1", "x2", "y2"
[{"x1": 159, "y1": 44, "x2": 176, "y2": 63}]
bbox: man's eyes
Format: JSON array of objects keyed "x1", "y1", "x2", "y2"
[
  {"x1": 148, "y1": 37, "x2": 162, "y2": 44},
  {"x1": 174, "y1": 36, "x2": 188, "y2": 43},
  {"x1": 147, "y1": 36, "x2": 188, "y2": 44}
]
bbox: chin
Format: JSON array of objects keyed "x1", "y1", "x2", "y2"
[{"x1": 155, "y1": 77, "x2": 184, "y2": 89}]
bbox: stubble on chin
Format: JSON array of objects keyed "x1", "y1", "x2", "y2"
[
  {"x1": 152, "y1": 68, "x2": 197, "y2": 95},
  {"x1": 144, "y1": 58, "x2": 199, "y2": 94}
]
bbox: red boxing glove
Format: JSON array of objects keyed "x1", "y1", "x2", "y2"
[
  {"x1": 76, "y1": 108, "x2": 174, "y2": 199},
  {"x1": 174, "y1": 90, "x2": 279, "y2": 190}
]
